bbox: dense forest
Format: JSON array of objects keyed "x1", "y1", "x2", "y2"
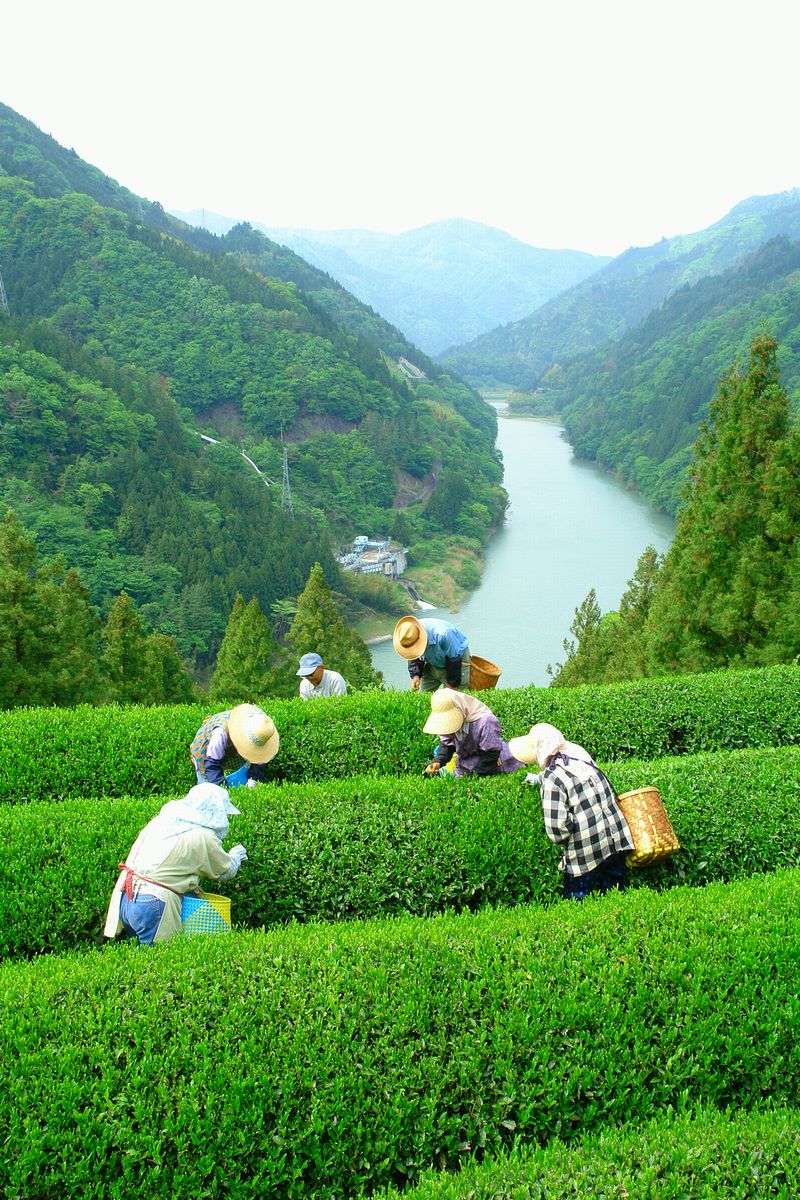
[
  {"x1": 0, "y1": 102, "x2": 507, "y2": 687},
  {"x1": 539, "y1": 236, "x2": 800, "y2": 514},
  {"x1": 552, "y1": 332, "x2": 800, "y2": 684},
  {"x1": 440, "y1": 188, "x2": 800, "y2": 391}
]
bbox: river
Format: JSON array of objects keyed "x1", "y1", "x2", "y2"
[{"x1": 370, "y1": 408, "x2": 675, "y2": 689}]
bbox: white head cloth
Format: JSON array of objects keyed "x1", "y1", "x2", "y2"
[{"x1": 153, "y1": 783, "x2": 240, "y2": 841}]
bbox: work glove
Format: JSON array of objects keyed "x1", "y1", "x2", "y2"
[
  {"x1": 422, "y1": 760, "x2": 441, "y2": 776},
  {"x1": 246, "y1": 777, "x2": 257, "y2": 789},
  {"x1": 525, "y1": 772, "x2": 542, "y2": 786},
  {"x1": 218, "y1": 844, "x2": 248, "y2": 881}
]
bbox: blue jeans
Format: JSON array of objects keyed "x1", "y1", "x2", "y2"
[
  {"x1": 120, "y1": 893, "x2": 166, "y2": 945},
  {"x1": 563, "y1": 852, "x2": 629, "y2": 901}
]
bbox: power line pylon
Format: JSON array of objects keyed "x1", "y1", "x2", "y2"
[
  {"x1": 0, "y1": 268, "x2": 8, "y2": 314},
  {"x1": 281, "y1": 446, "x2": 294, "y2": 517}
]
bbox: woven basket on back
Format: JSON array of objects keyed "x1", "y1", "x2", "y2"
[
  {"x1": 181, "y1": 892, "x2": 232, "y2": 936},
  {"x1": 616, "y1": 786, "x2": 681, "y2": 868},
  {"x1": 469, "y1": 655, "x2": 502, "y2": 690}
]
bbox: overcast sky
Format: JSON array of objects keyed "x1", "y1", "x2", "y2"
[{"x1": 4, "y1": 0, "x2": 798, "y2": 256}]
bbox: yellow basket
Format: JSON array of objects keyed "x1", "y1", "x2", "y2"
[
  {"x1": 617, "y1": 786, "x2": 681, "y2": 868},
  {"x1": 181, "y1": 891, "x2": 232, "y2": 935},
  {"x1": 469, "y1": 655, "x2": 502, "y2": 690}
]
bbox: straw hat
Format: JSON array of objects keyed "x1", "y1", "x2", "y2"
[
  {"x1": 393, "y1": 615, "x2": 428, "y2": 659},
  {"x1": 423, "y1": 690, "x2": 465, "y2": 736},
  {"x1": 228, "y1": 704, "x2": 280, "y2": 764}
]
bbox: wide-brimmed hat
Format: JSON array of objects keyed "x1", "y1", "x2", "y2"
[
  {"x1": 296, "y1": 652, "x2": 323, "y2": 677},
  {"x1": 228, "y1": 704, "x2": 280, "y2": 764},
  {"x1": 393, "y1": 615, "x2": 428, "y2": 659},
  {"x1": 423, "y1": 689, "x2": 465, "y2": 736}
]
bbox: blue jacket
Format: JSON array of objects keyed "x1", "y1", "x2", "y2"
[{"x1": 408, "y1": 619, "x2": 469, "y2": 686}]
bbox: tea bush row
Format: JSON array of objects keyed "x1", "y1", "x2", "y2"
[
  {"x1": 378, "y1": 1106, "x2": 800, "y2": 1200},
  {"x1": 1, "y1": 870, "x2": 798, "y2": 1199},
  {"x1": 4, "y1": 745, "x2": 800, "y2": 959},
  {"x1": 1, "y1": 663, "x2": 799, "y2": 801}
]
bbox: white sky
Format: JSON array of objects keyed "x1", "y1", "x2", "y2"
[{"x1": 4, "y1": 0, "x2": 798, "y2": 256}]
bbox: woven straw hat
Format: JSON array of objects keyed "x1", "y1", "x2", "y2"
[
  {"x1": 393, "y1": 615, "x2": 428, "y2": 659},
  {"x1": 227, "y1": 704, "x2": 280, "y2": 764},
  {"x1": 423, "y1": 689, "x2": 465, "y2": 736}
]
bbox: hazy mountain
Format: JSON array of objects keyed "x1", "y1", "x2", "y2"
[
  {"x1": 171, "y1": 211, "x2": 611, "y2": 354},
  {"x1": 440, "y1": 188, "x2": 800, "y2": 388},
  {"x1": 0, "y1": 101, "x2": 507, "y2": 670}
]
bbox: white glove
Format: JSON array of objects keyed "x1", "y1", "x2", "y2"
[
  {"x1": 246, "y1": 777, "x2": 257, "y2": 789},
  {"x1": 218, "y1": 844, "x2": 248, "y2": 881},
  {"x1": 525, "y1": 772, "x2": 542, "y2": 786}
]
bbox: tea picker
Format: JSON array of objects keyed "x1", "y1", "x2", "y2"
[
  {"x1": 509, "y1": 722, "x2": 635, "y2": 900},
  {"x1": 190, "y1": 703, "x2": 279, "y2": 789},
  {"x1": 104, "y1": 783, "x2": 248, "y2": 946}
]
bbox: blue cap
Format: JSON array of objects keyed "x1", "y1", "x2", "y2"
[{"x1": 296, "y1": 652, "x2": 324, "y2": 677}]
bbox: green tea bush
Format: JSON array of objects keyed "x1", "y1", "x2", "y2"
[
  {"x1": 1, "y1": 664, "x2": 799, "y2": 801},
  {"x1": 1, "y1": 870, "x2": 799, "y2": 1199},
  {"x1": 379, "y1": 1107, "x2": 800, "y2": 1199},
  {"x1": 4, "y1": 746, "x2": 800, "y2": 960}
]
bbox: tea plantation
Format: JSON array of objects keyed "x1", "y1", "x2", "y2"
[{"x1": 1, "y1": 664, "x2": 799, "y2": 1198}]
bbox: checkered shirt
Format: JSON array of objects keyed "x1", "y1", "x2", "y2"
[{"x1": 540, "y1": 757, "x2": 634, "y2": 876}]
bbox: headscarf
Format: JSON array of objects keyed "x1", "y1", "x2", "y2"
[
  {"x1": 151, "y1": 783, "x2": 240, "y2": 842},
  {"x1": 529, "y1": 722, "x2": 595, "y2": 769},
  {"x1": 449, "y1": 691, "x2": 493, "y2": 725}
]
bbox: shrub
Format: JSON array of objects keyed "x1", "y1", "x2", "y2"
[
  {"x1": 1, "y1": 871, "x2": 799, "y2": 1198},
  {"x1": 4, "y1": 746, "x2": 800, "y2": 959},
  {"x1": 379, "y1": 1107, "x2": 800, "y2": 1199},
  {"x1": 1, "y1": 664, "x2": 800, "y2": 801}
]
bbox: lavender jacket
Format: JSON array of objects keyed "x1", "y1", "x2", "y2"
[{"x1": 434, "y1": 713, "x2": 524, "y2": 778}]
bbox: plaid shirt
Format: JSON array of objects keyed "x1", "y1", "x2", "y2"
[{"x1": 541, "y1": 756, "x2": 634, "y2": 876}]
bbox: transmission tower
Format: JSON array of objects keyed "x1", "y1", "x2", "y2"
[
  {"x1": 0, "y1": 268, "x2": 8, "y2": 314},
  {"x1": 281, "y1": 446, "x2": 294, "y2": 517},
  {"x1": 136, "y1": 197, "x2": 145, "y2": 224}
]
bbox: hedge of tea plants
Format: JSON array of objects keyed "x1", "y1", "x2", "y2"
[
  {"x1": 379, "y1": 1106, "x2": 800, "y2": 1200},
  {"x1": 2, "y1": 663, "x2": 799, "y2": 801},
  {"x1": 4, "y1": 744, "x2": 800, "y2": 960},
  {"x1": 1, "y1": 870, "x2": 798, "y2": 1199}
]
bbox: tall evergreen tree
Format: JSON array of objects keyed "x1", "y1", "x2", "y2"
[
  {"x1": 287, "y1": 562, "x2": 383, "y2": 691},
  {"x1": 210, "y1": 594, "x2": 279, "y2": 702},
  {"x1": 645, "y1": 332, "x2": 800, "y2": 671},
  {"x1": 0, "y1": 508, "x2": 55, "y2": 706},
  {"x1": 48, "y1": 567, "x2": 106, "y2": 705},
  {"x1": 143, "y1": 632, "x2": 196, "y2": 704},
  {"x1": 101, "y1": 592, "x2": 153, "y2": 703}
]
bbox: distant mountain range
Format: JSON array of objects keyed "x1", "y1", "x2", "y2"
[
  {"x1": 440, "y1": 189, "x2": 800, "y2": 389},
  {"x1": 170, "y1": 210, "x2": 611, "y2": 355}
]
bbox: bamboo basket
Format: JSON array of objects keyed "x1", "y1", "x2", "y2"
[
  {"x1": 469, "y1": 655, "x2": 502, "y2": 690},
  {"x1": 181, "y1": 891, "x2": 232, "y2": 935},
  {"x1": 616, "y1": 786, "x2": 681, "y2": 868}
]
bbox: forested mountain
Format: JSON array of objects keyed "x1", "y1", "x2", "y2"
[
  {"x1": 552, "y1": 333, "x2": 800, "y2": 684},
  {"x1": 0, "y1": 101, "x2": 506, "y2": 674},
  {"x1": 543, "y1": 236, "x2": 800, "y2": 514},
  {"x1": 441, "y1": 189, "x2": 800, "y2": 388},
  {"x1": 173, "y1": 210, "x2": 610, "y2": 355}
]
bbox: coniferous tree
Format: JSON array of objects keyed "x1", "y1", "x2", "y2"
[
  {"x1": 0, "y1": 508, "x2": 55, "y2": 706},
  {"x1": 101, "y1": 592, "x2": 153, "y2": 703},
  {"x1": 644, "y1": 332, "x2": 800, "y2": 671},
  {"x1": 287, "y1": 562, "x2": 383, "y2": 691},
  {"x1": 210, "y1": 595, "x2": 279, "y2": 702},
  {"x1": 49, "y1": 568, "x2": 106, "y2": 705},
  {"x1": 143, "y1": 632, "x2": 196, "y2": 704}
]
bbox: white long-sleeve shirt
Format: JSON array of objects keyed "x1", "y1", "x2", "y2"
[{"x1": 299, "y1": 669, "x2": 347, "y2": 699}]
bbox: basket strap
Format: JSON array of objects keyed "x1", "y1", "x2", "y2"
[{"x1": 117, "y1": 863, "x2": 184, "y2": 901}]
